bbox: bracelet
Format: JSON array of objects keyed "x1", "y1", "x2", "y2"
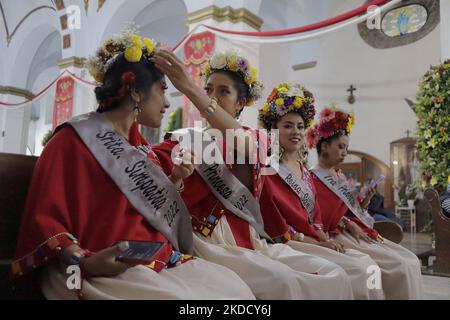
[
  {"x1": 338, "y1": 216, "x2": 350, "y2": 230},
  {"x1": 288, "y1": 226, "x2": 304, "y2": 242},
  {"x1": 68, "y1": 248, "x2": 92, "y2": 265},
  {"x1": 201, "y1": 98, "x2": 218, "y2": 119},
  {"x1": 295, "y1": 232, "x2": 305, "y2": 242}
]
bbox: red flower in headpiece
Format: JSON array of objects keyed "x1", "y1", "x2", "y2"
[
  {"x1": 334, "y1": 111, "x2": 348, "y2": 130},
  {"x1": 268, "y1": 88, "x2": 278, "y2": 102},
  {"x1": 306, "y1": 127, "x2": 320, "y2": 149},
  {"x1": 317, "y1": 118, "x2": 335, "y2": 139},
  {"x1": 121, "y1": 72, "x2": 136, "y2": 86}
]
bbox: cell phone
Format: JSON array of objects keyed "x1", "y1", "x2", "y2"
[
  {"x1": 115, "y1": 241, "x2": 164, "y2": 265},
  {"x1": 370, "y1": 175, "x2": 385, "y2": 188}
]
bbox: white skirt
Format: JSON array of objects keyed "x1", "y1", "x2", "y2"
[
  {"x1": 41, "y1": 257, "x2": 255, "y2": 300},
  {"x1": 334, "y1": 232, "x2": 424, "y2": 299},
  {"x1": 287, "y1": 240, "x2": 384, "y2": 300},
  {"x1": 193, "y1": 216, "x2": 354, "y2": 300}
]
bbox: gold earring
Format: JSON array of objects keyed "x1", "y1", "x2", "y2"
[
  {"x1": 279, "y1": 146, "x2": 285, "y2": 161},
  {"x1": 133, "y1": 102, "x2": 142, "y2": 122},
  {"x1": 296, "y1": 150, "x2": 304, "y2": 165}
]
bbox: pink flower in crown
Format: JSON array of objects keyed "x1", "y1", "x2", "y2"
[
  {"x1": 306, "y1": 126, "x2": 320, "y2": 149},
  {"x1": 319, "y1": 107, "x2": 335, "y2": 122}
]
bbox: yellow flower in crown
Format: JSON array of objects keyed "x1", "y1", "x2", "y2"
[
  {"x1": 262, "y1": 102, "x2": 270, "y2": 112},
  {"x1": 124, "y1": 45, "x2": 143, "y2": 62},
  {"x1": 245, "y1": 66, "x2": 257, "y2": 85},
  {"x1": 277, "y1": 87, "x2": 288, "y2": 93},
  {"x1": 129, "y1": 34, "x2": 143, "y2": 47},
  {"x1": 227, "y1": 56, "x2": 239, "y2": 72},
  {"x1": 201, "y1": 62, "x2": 211, "y2": 76},
  {"x1": 346, "y1": 115, "x2": 354, "y2": 133},
  {"x1": 293, "y1": 96, "x2": 304, "y2": 107},
  {"x1": 143, "y1": 37, "x2": 154, "y2": 54},
  {"x1": 275, "y1": 98, "x2": 285, "y2": 106}
]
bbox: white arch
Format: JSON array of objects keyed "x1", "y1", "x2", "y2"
[
  {"x1": 7, "y1": 22, "x2": 59, "y2": 88},
  {"x1": 99, "y1": 0, "x2": 187, "y2": 46}
]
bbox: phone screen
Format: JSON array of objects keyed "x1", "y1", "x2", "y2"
[{"x1": 116, "y1": 241, "x2": 164, "y2": 264}]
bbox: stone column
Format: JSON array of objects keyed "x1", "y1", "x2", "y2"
[
  {"x1": 440, "y1": 0, "x2": 450, "y2": 61},
  {"x1": 0, "y1": 87, "x2": 34, "y2": 154}
]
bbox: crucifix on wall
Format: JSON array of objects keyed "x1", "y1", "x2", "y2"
[{"x1": 347, "y1": 84, "x2": 356, "y2": 104}]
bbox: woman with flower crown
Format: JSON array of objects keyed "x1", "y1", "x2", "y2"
[
  {"x1": 153, "y1": 51, "x2": 354, "y2": 300},
  {"x1": 305, "y1": 105, "x2": 424, "y2": 299},
  {"x1": 12, "y1": 29, "x2": 256, "y2": 300},
  {"x1": 258, "y1": 82, "x2": 384, "y2": 299}
]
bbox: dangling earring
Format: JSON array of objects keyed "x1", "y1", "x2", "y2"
[
  {"x1": 130, "y1": 102, "x2": 143, "y2": 146},
  {"x1": 296, "y1": 150, "x2": 305, "y2": 166},
  {"x1": 279, "y1": 146, "x2": 285, "y2": 162},
  {"x1": 133, "y1": 101, "x2": 142, "y2": 122}
]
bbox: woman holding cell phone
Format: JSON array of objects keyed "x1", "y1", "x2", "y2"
[
  {"x1": 12, "y1": 29, "x2": 255, "y2": 300},
  {"x1": 258, "y1": 82, "x2": 384, "y2": 299},
  {"x1": 306, "y1": 105, "x2": 424, "y2": 299}
]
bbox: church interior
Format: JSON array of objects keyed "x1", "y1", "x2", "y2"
[{"x1": 0, "y1": 0, "x2": 449, "y2": 300}]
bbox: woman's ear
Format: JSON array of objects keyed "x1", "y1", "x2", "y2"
[
  {"x1": 320, "y1": 141, "x2": 327, "y2": 154},
  {"x1": 130, "y1": 88, "x2": 141, "y2": 104}
]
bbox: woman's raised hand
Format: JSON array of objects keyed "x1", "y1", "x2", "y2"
[{"x1": 152, "y1": 49, "x2": 194, "y2": 95}]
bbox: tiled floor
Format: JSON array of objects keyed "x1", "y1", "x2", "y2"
[
  {"x1": 400, "y1": 232, "x2": 433, "y2": 255},
  {"x1": 400, "y1": 232, "x2": 450, "y2": 300},
  {"x1": 423, "y1": 275, "x2": 450, "y2": 300}
]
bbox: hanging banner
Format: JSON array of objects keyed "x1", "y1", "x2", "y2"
[
  {"x1": 52, "y1": 76, "x2": 75, "y2": 129},
  {"x1": 182, "y1": 31, "x2": 215, "y2": 128}
]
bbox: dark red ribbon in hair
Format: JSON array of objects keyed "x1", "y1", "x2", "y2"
[{"x1": 98, "y1": 72, "x2": 136, "y2": 111}]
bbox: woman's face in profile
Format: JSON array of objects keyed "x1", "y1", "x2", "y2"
[{"x1": 137, "y1": 79, "x2": 170, "y2": 128}]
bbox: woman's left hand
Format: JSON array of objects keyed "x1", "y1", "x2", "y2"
[
  {"x1": 345, "y1": 220, "x2": 373, "y2": 244},
  {"x1": 170, "y1": 148, "x2": 195, "y2": 181},
  {"x1": 320, "y1": 239, "x2": 346, "y2": 253},
  {"x1": 152, "y1": 49, "x2": 194, "y2": 94}
]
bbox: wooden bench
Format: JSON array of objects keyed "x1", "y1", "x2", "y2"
[
  {"x1": 424, "y1": 188, "x2": 450, "y2": 274},
  {"x1": 0, "y1": 153, "x2": 38, "y2": 299}
]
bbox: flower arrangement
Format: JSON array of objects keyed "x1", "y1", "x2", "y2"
[
  {"x1": 258, "y1": 82, "x2": 316, "y2": 130},
  {"x1": 200, "y1": 49, "x2": 263, "y2": 106},
  {"x1": 86, "y1": 25, "x2": 159, "y2": 83},
  {"x1": 305, "y1": 104, "x2": 354, "y2": 149},
  {"x1": 415, "y1": 59, "x2": 450, "y2": 187}
]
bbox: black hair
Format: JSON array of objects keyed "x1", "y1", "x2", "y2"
[
  {"x1": 272, "y1": 111, "x2": 307, "y2": 130},
  {"x1": 94, "y1": 53, "x2": 164, "y2": 113},
  {"x1": 208, "y1": 69, "x2": 250, "y2": 117},
  {"x1": 316, "y1": 132, "x2": 346, "y2": 156}
]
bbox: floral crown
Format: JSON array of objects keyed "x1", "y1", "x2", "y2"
[
  {"x1": 86, "y1": 26, "x2": 159, "y2": 83},
  {"x1": 258, "y1": 82, "x2": 316, "y2": 130},
  {"x1": 305, "y1": 104, "x2": 355, "y2": 149},
  {"x1": 200, "y1": 49, "x2": 263, "y2": 106}
]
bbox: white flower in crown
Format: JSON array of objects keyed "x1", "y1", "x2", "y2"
[
  {"x1": 250, "y1": 82, "x2": 263, "y2": 100},
  {"x1": 225, "y1": 48, "x2": 239, "y2": 61},
  {"x1": 210, "y1": 52, "x2": 227, "y2": 69},
  {"x1": 286, "y1": 84, "x2": 305, "y2": 98}
]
